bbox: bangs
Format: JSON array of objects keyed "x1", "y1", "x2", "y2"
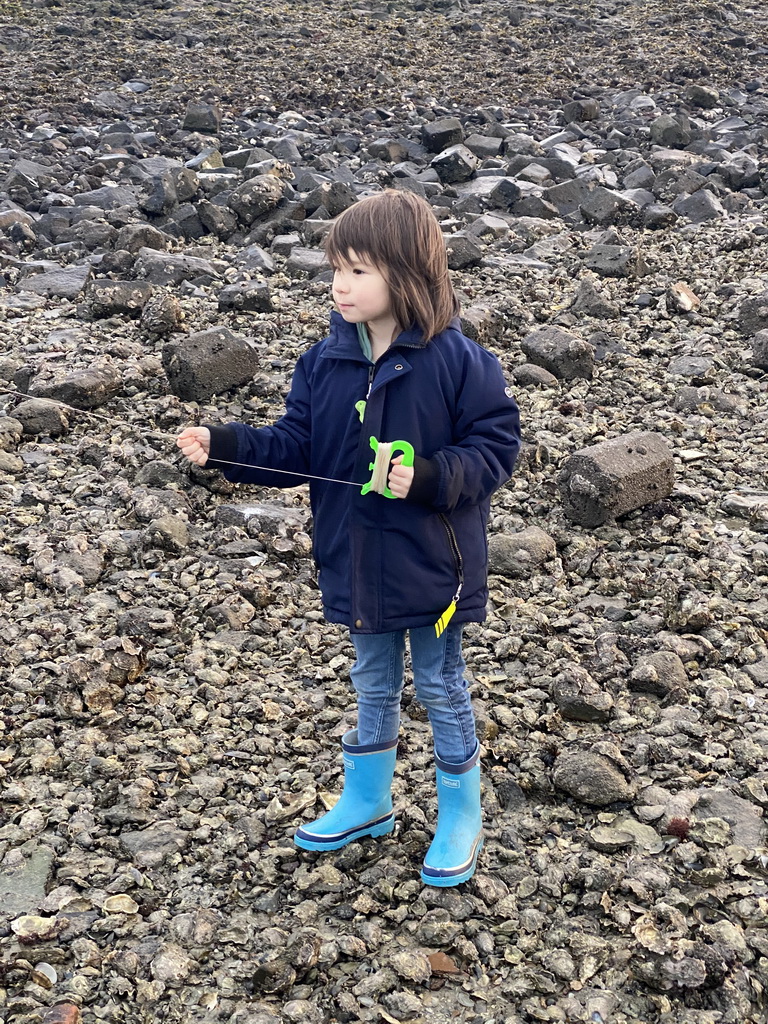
[{"x1": 323, "y1": 200, "x2": 392, "y2": 271}]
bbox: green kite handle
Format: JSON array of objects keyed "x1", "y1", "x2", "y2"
[{"x1": 361, "y1": 436, "x2": 414, "y2": 499}]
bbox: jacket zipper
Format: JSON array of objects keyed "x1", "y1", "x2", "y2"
[{"x1": 438, "y1": 513, "x2": 464, "y2": 606}]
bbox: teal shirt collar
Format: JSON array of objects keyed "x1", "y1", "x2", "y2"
[{"x1": 356, "y1": 321, "x2": 373, "y2": 362}]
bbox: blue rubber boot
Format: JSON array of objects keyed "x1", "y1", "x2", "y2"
[
  {"x1": 420, "y1": 744, "x2": 482, "y2": 887},
  {"x1": 294, "y1": 730, "x2": 397, "y2": 851}
]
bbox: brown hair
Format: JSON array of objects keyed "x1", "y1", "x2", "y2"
[{"x1": 323, "y1": 189, "x2": 460, "y2": 342}]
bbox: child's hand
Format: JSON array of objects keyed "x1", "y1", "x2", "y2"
[
  {"x1": 177, "y1": 427, "x2": 211, "y2": 466},
  {"x1": 388, "y1": 454, "x2": 414, "y2": 499}
]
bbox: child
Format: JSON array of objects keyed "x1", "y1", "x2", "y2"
[{"x1": 177, "y1": 190, "x2": 521, "y2": 887}]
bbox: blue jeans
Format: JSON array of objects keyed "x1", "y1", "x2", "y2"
[{"x1": 350, "y1": 623, "x2": 476, "y2": 764}]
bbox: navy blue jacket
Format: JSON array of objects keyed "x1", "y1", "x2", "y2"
[{"x1": 207, "y1": 311, "x2": 521, "y2": 633}]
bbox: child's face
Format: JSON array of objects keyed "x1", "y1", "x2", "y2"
[{"x1": 332, "y1": 250, "x2": 395, "y2": 333}]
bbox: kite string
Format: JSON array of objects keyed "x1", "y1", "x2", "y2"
[{"x1": 0, "y1": 388, "x2": 375, "y2": 489}]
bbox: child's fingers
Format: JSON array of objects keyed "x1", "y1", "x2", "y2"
[
  {"x1": 391, "y1": 454, "x2": 403, "y2": 465},
  {"x1": 388, "y1": 461, "x2": 414, "y2": 499}
]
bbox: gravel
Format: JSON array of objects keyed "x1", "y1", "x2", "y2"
[{"x1": 1, "y1": 1, "x2": 768, "y2": 1022}]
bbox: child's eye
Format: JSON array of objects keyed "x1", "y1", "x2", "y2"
[{"x1": 352, "y1": 268, "x2": 366, "y2": 275}]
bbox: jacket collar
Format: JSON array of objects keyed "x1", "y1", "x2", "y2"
[{"x1": 325, "y1": 310, "x2": 431, "y2": 359}]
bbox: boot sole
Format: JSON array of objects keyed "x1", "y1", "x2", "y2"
[
  {"x1": 294, "y1": 813, "x2": 395, "y2": 851},
  {"x1": 421, "y1": 836, "x2": 483, "y2": 887}
]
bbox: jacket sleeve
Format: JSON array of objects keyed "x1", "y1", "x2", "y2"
[
  {"x1": 206, "y1": 356, "x2": 312, "y2": 487},
  {"x1": 420, "y1": 347, "x2": 521, "y2": 513}
]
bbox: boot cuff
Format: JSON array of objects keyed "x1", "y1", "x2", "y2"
[
  {"x1": 435, "y1": 741, "x2": 480, "y2": 775},
  {"x1": 342, "y1": 730, "x2": 399, "y2": 755}
]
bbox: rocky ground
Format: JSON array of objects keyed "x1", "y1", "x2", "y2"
[{"x1": 1, "y1": 1, "x2": 768, "y2": 1022}]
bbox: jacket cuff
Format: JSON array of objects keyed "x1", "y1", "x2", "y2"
[
  {"x1": 405, "y1": 455, "x2": 440, "y2": 506},
  {"x1": 206, "y1": 424, "x2": 238, "y2": 470}
]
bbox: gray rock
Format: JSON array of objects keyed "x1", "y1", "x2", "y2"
[
  {"x1": 487, "y1": 177, "x2": 523, "y2": 210},
  {"x1": 464, "y1": 133, "x2": 503, "y2": 159},
  {"x1": 488, "y1": 526, "x2": 556, "y2": 578},
  {"x1": 582, "y1": 243, "x2": 642, "y2": 278},
  {"x1": 430, "y1": 144, "x2": 479, "y2": 184},
  {"x1": 422, "y1": 117, "x2": 464, "y2": 153},
  {"x1": 559, "y1": 430, "x2": 675, "y2": 526},
  {"x1": 512, "y1": 194, "x2": 560, "y2": 219},
  {"x1": 269, "y1": 136, "x2": 303, "y2": 164},
  {"x1": 623, "y1": 162, "x2": 656, "y2": 190},
  {"x1": 512, "y1": 363, "x2": 559, "y2": 387},
  {"x1": 0, "y1": 554, "x2": 27, "y2": 591},
  {"x1": 521, "y1": 325, "x2": 595, "y2": 380},
  {"x1": 183, "y1": 101, "x2": 221, "y2": 134},
  {"x1": 0, "y1": 845, "x2": 55, "y2": 917},
  {"x1": 145, "y1": 516, "x2": 189, "y2": 553},
  {"x1": 232, "y1": 243, "x2": 275, "y2": 275},
  {"x1": 642, "y1": 203, "x2": 678, "y2": 229},
  {"x1": 736, "y1": 290, "x2": 768, "y2": 335},
  {"x1": 303, "y1": 181, "x2": 357, "y2": 217},
  {"x1": 31, "y1": 366, "x2": 121, "y2": 410},
  {"x1": 553, "y1": 749, "x2": 636, "y2": 805},
  {"x1": 543, "y1": 178, "x2": 593, "y2": 215},
  {"x1": 197, "y1": 199, "x2": 238, "y2": 240},
  {"x1": 718, "y1": 151, "x2": 760, "y2": 190},
  {"x1": 134, "y1": 247, "x2": 219, "y2": 286},
  {"x1": 115, "y1": 222, "x2": 171, "y2": 253},
  {"x1": 270, "y1": 234, "x2": 300, "y2": 257},
  {"x1": 140, "y1": 170, "x2": 178, "y2": 215},
  {"x1": 668, "y1": 356, "x2": 715, "y2": 385},
  {"x1": 367, "y1": 138, "x2": 409, "y2": 162},
  {"x1": 672, "y1": 190, "x2": 725, "y2": 223},
  {"x1": 649, "y1": 113, "x2": 692, "y2": 148},
  {"x1": 117, "y1": 606, "x2": 176, "y2": 639},
  {"x1": 653, "y1": 167, "x2": 707, "y2": 199},
  {"x1": 216, "y1": 502, "x2": 305, "y2": 534},
  {"x1": 579, "y1": 187, "x2": 639, "y2": 226},
  {"x1": 228, "y1": 174, "x2": 284, "y2": 224},
  {"x1": 460, "y1": 305, "x2": 503, "y2": 343},
  {"x1": 12, "y1": 395, "x2": 69, "y2": 436},
  {"x1": 751, "y1": 329, "x2": 768, "y2": 370},
  {"x1": 186, "y1": 147, "x2": 224, "y2": 172},
  {"x1": 696, "y1": 789, "x2": 767, "y2": 847},
  {"x1": 218, "y1": 281, "x2": 274, "y2": 313},
  {"x1": 286, "y1": 247, "x2": 327, "y2": 278},
  {"x1": 445, "y1": 233, "x2": 482, "y2": 269},
  {"x1": 569, "y1": 276, "x2": 620, "y2": 319},
  {"x1": 120, "y1": 822, "x2": 190, "y2": 868},
  {"x1": 73, "y1": 185, "x2": 138, "y2": 210},
  {"x1": 159, "y1": 202, "x2": 206, "y2": 241},
  {"x1": 140, "y1": 292, "x2": 182, "y2": 336},
  {"x1": 629, "y1": 652, "x2": 688, "y2": 698},
  {"x1": 552, "y1": 665, "x2": 614, "y2": 722},
  {"x1": 537, "y1": 146, "x2": 582, "y2": 181},
  {"x1": 58, "y1": 218, "x2": 117, "y2": 250},
  {"x1": 88, "y1": 279, "x2": 153, "y2": 318},
  {"x1": 563, "y1": 98, "x2": 600, "y2": 122},
  {"x1": 467, "y1": 214, "x2": 509, "y2": 240},
  {"x1": 162, "y1": 327, "x2": 260, "y2": 401},
  {"x1": 19, "y1": 264, "x2": 92, "y2": 300},
  {"x1": 685, "y1": 84, "x2": 720, "y2": 108}
]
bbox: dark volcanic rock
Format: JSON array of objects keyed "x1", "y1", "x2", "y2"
[
  {"x1": 162, "y1": 326, "x2": 260, "y2": 401},
  {"x1": 521, "y1": 325, "x2": 595, "y2": 380},
  {"x1": 88, "y1": 279, "x2": 153, "y2": 318}
]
